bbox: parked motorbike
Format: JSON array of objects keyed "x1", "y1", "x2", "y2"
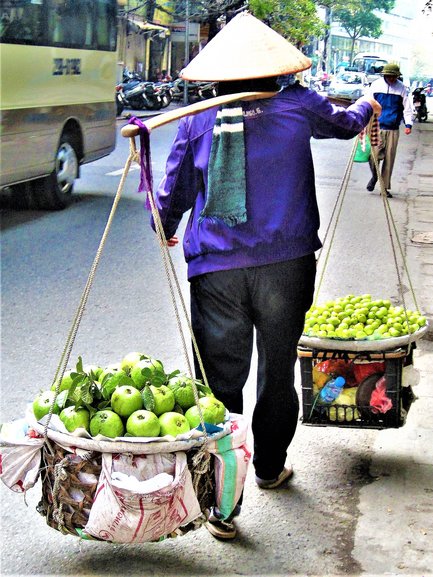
[
  {"x1": 170, "y1": 79, "x2": 218, "y2": 103},
  {"x1": 153, "y1": 82, "x2": 173, "y2": 108},
  {"x1": 170, "y1": 78, "x2": 202, "y2": 103},
  {"x1": 115, "y1": 85, "x2": 125, "y2": 116},
  {"x1": 412, "y1": 86, "x2": 428, "y2": 122},
  {"x1": 142, "y1": 82, "x2": 163, "y2": 110},
  {"x1": 198, "y1": 81, "x2": 217, "y2": 99},
  {"x1": 118, "y1": 80, "x2": 162, "y2": 111}
]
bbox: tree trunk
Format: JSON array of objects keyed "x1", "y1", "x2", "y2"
[
  {"x1": 322, "y1": 7, "x2": 332, "y2": 72},
  {"x1": 349, "y1": 36, "x2": 357, "y2": 67}
]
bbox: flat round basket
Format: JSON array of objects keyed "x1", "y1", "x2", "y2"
[
  {"x1": 32, "y1": 416, "x2": 228, "y2": 455},
  {"x1": 298, "y1": 324, "x2": 428, "y2": 352}
]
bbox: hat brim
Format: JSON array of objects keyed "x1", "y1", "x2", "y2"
[{"x1": 180, "y1": 12, "x2": 312, "y2": 82}]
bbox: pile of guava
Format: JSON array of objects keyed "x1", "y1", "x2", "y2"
[
  {"x1": 32, "y1": 352, "x2": 226, "y2": 439},
  {"x1": 303, "y1": 294, "x2": 426, "y2": 341}
]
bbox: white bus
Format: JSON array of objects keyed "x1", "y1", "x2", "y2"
[{"x1": 0, "y1": 0, "x2": 118, "y2": 209}]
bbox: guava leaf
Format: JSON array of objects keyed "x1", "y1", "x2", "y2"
[
  {"x1": 81, "y1": 382, "x2": 93, "y2": 405},
  {"x1": 75, "y1": 356, "x2": 84, "y2": 374},
  {"x1": 55, "y1": 390, "x2": 69, "y2": 409},
  {"x1": 195, "y1": 382, "x2": 213, "y2": 396},
  {"x1": 101, "y1": 379, "x2": 117, "y2": 400},
  {"x1": 141, "y1": 385, "x2": 155, "y2": 411},
  {"x1": 117, "y1": 375, "x2": 136, "y2": 387},
  {"x1": 68, "y1": 379, "x2": 84, "y2": 404},
  {"x1": 166, "y1": 369, "x2": 181, "y2": 381},
  {"x1": 67, "y1": 373, "x2": 87, "y2": 399},
  {"x1": 87, "y1": 369, "x2": 100, "y2": 381},
  {"x1": 151, "y1": 372, "x2": 166, "y2": 387},
  {"x1": 100, "y1": 373, "x2": 113, "y2": 387}
]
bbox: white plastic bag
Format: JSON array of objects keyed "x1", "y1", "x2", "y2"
[
  {"x1": 0, "y1": 419, "x2": 45, "y2": 493},
  {"x1": 84, "y1": 452, "x2": 201, "y2": 543}
]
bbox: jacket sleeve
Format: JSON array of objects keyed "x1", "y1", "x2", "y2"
[
  {"x1": 402, "y1": 87, "x2": 413, "y2": 127},
  {"x1": 300, "y1": 89, "x2": 373, "y2": 140},
  {"x1": 151, "y1": 118, "x2": 201, "y2": 239}
]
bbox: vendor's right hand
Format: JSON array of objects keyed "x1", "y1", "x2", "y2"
[{"x1": 166, "y1": 236, "x2": 179, "y2": 247}]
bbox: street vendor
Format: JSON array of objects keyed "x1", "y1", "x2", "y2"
[{"x1": 151, "y1": 12, "x2": 381, "y2": 540}]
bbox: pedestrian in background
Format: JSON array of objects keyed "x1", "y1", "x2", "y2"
[
  {"x1": 151, "y1": 12, "x2": 381, "y2": 540},
  {"x1": 365, "y1": 63, "x2": 413, "y2": 198}
]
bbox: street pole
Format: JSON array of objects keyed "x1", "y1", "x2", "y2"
[{"x1": 183, "y1": 0, "x2": 190, "y2": 106}]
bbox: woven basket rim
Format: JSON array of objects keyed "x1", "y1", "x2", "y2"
[{"x1": 31, "y1": 413, "x2": 238, "y2": 453}]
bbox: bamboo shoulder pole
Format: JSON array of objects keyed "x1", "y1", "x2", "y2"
[{"x1": 120, "y1": 91, "x2": 278, "y2": 138}]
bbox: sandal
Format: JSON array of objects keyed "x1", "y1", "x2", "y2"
[
  {"x1": 255, "y1": 466, "x2": 294, "y2": 489},
  {"x1": 205, "y1": 508, "x2": 237, "y2": 540}
]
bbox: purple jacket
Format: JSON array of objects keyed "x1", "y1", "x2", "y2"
[{"x1": 154, "y1": 85, "x2": 373, "y2": 280}]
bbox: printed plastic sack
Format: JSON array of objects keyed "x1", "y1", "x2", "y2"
[
  {"x1": 0, "y1": 419, "x2": 44, "y2": 493},
  {"x1": 206, "y1": 414, "x2": 251, "y2": 520},
  {"x1": 354, "y1": 134, "x2": 371, "y2": 162},
  {"x1": 84, "y1": 451, "x2": 201, "y2": 543}
]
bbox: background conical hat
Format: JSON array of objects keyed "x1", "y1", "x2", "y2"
[{"x1": 180, "y1": 12, "x2": 311, "y2": 81}]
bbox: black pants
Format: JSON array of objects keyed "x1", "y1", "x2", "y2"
[{"x1": 190, "y1": 254, "x2": 316, "y2": 480}]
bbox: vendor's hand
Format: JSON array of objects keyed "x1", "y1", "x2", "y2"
[
  {"x1": 405, "y1": 127, "x2": 412, "y2": 135},
  {"x1": 166, "y1": 236, "x2": 179, "y2": 247}
]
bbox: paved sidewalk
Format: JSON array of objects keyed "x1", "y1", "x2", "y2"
[
  {"x1": 119, "y1": 101, "x2": 433, "y2": 574},
  {"x1": 354, "y1": 121, "x2": 433, "y2": 575}
]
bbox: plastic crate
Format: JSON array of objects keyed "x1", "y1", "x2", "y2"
[{"x1": 298, "y1": 344, "x2": 416, "y2": 429}]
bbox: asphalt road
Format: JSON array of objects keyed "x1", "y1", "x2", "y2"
[{"x1": 0, "y1": 111, "x2": 425, "y2": 576}]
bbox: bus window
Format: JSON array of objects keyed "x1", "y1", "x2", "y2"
[
  {"x1": 0, "y1": 1, "x2": 44, "y2": 44},
  {"x1": 0, "y1": 0, "x2": 118, "y2": 210}
]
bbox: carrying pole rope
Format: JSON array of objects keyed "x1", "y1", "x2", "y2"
[
  {"x1": 145, "y1": 190, "x2": 210, "y2": 437},
  {"x1": 44, "y1": 140, "x2": 139, "y2": 436},
  {"x1": 146, "y1": 192, "x2": 211, "y2": 392},
  {"x1": 314, "y1": 114, "x2": 420, "y2": 346},
  {"x1": 370, "y1": 139, "x2": 418, "y2": 350},
  {"x1": 313, "y1": 134, "x2": 357, "y2": 306}
]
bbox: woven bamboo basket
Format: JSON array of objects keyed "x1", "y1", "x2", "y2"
[{"x1": 36, "y1": 440, "x2": 215, "y2": 539}]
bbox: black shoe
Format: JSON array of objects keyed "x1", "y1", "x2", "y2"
[
  {"x1": 386, "y1": 190, "x2": 393, "y2": 198},
  {"x1": 366, "y1": 179, "x2": 376, "y2": 192}
]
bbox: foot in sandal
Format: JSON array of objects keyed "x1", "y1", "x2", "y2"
[
  {"x1": 205, "y1": 507, "x2": 237, "y2": 540},
  {"x1": 255, "y1": 466, "x2": 294, "y2": 489}
]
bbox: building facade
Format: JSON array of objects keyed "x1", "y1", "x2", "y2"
[{"x1": 327, "y1": 0, "x2": 430, "y2": 81}]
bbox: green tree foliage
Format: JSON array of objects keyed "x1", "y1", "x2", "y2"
[
  {"x1": 165, "y1": 0, "x2": 247, "y2": 40},
  {"x1": 168, "y1": 0, "x2": 246, "y2": 21},
  {"x1": 332, "y1": 0, "x2": 395, "y2": 62},
  {"x1": 249, "y1": 0, "x2": 326, "y2": 46}
]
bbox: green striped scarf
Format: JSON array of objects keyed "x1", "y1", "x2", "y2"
[{"x1": 200, "y1": 103, "x2": 247, "y2": 227}]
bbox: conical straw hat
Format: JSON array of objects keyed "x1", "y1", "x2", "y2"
[{"x1": 180, "y1": 12, "x2": 311, "y2": 81}]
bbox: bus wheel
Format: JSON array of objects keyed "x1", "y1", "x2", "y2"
[{"x1": 35, "y1": 135, "x2": 79, "y2": 210}]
